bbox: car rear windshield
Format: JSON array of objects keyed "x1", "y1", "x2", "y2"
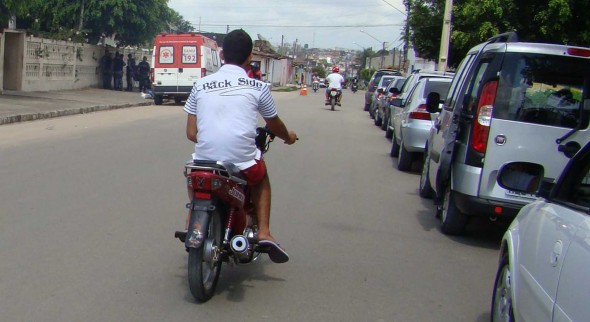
[
  {"x1": 424, "y1": 81, "x2": 451, "y2": 99},
  {"x1": 494, "y1": 53, "x2": 590, "y2": 128},
  {"x1": 380, "y1": 77, "x2": 394, "y2": 88}
]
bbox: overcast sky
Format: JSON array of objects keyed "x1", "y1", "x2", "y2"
[{"x1": 167, "y1": 0, "x2": 407, "y2": 51}]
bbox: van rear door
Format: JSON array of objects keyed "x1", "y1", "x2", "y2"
[
  {"x1": 155, "y1": 43, "x2": 178, "y2": 92},
  {"x1": 177, "y1": 42, "x2": 201, "y2": 93},
  {"x1": 478, "y1": 51, "x2": 590, "y2": 204}
]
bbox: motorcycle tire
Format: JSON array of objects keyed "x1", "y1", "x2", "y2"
[
  {"x1": 188, "y1": 208, "x2": 223, "y2": 302},
  {"x1": 331, "y1": 98, "x2": 335, "y2": 111}
]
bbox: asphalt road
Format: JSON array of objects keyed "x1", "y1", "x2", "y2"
[{"x1": 0, "y1": 89, "x2": 507, "y2": 322}]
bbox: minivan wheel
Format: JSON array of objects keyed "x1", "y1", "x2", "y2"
[
  {"x1": 440, "y1": 184, "x2": 468, "y2": 235},
  {"x1": 419, "y1": 150, "x2": 434, "y2": 198},
  {"x1": 397, "y1": 141, "x2": 413, "y2": 171},
  {"x1": 154, "y1": 95, "x2": 163, "y2": 105},
  {"x1": 390, "y1": 132, "x2": 400, "y2": 157},
  {"x1": 491, "y1": 254, "x2": 514, "y2": 322}
]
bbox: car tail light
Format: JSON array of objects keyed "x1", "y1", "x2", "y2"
[
  {"x1": 471, "y1": 81, "x2": 498, "y2": 153},
  {"x1": 567, "y1": 48, "x2": 590, "y2": 57},
  {"x1": 409, "y1": 104, "x2": 432, "y2": 120}
]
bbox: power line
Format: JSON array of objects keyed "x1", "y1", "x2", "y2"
[{"x1": 190, "y1": 23, "x2": 404, "y2": 28}]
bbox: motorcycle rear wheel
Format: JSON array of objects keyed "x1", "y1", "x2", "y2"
[
  {"x1": 188, "y1": 209, "x2": 223, "y2": 302},
  {"x1": 331, "y1": 98, "x2": 335, "y2": 111}
]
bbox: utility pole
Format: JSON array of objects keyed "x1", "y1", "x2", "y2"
[{"x1": 437, "y1": 0, "x2": 453, "y2": 71}]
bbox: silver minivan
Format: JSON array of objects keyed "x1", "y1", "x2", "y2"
[{"x1": 420, "y1": 32, "x2": 590, "y2": 235}]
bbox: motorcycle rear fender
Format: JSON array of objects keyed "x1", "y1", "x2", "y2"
[{"x1": 185, "y1": 199, "x2": 215, "y2": 249}]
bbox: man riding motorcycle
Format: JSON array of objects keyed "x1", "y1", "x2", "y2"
[{"x1": 325, "y1": 66, "x2": 344, "y2": 106}]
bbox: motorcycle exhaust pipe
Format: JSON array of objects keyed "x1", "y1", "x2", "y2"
[{"x1": 230, "y1": 235, "x2": 249, "y2": 254}]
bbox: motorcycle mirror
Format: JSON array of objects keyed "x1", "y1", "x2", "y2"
[
  {"x1": 425, "y1": 92, "x2": 441, "y2": 113},
  {"x1": 377, "y1": 88, "x2": 384, "y2": 94}
]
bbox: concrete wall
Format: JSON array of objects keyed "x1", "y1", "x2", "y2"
[{"x1": 1, "y1": 31, "x2": 153, "y2": 92}]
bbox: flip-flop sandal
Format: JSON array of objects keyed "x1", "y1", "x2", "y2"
[{"x1": 258, "y1": 240, "x2": 289, "y2": 263}]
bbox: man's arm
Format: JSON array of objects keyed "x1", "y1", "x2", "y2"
[
  {"x1": 186, "y1": 114, "x2": 197, "y2": 143},
  {"x1": 263, "y1": 116, "x2": 297, "y2": 145}
]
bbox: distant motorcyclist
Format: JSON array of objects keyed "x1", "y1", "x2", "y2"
[
  {"x1": 325, "y1": 66, "x2": 344, "y2": 105},
  {"x1": 312, "y1": 74, "x2": 320, "y2": 92},
  {"x1": 247, "y1": 62, "x2": 262, "y2": 80},
  {"x1": 351, "y1": 76, "x2": 359, "y2": 92}
]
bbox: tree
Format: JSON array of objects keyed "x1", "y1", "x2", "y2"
[
  {"x1": 0, "y1": 0, "x2": 42, "y2": 27},
  {"x1": 18, "y1": 0, "x2": 187, "y2": 46},
  {"x1": 405, "y1": 0, "x2": 444, "y2": 61},
  {"x1": 312, "y1": 66, "x2": 325, "y2": 78}
]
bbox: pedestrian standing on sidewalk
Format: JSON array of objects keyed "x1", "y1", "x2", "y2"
[
  {"x1": 113, "y1": 53, "x2": 126, "y2": 91},
  {"x1": 99, "y1": 49, "x2": 113, "y2": 89},
  {"x1": 126, "y1": 54, "x2": 137, "y2": 92},
  {"x1": 137, "y1": 56, "x2": 151, "y2": 93}
]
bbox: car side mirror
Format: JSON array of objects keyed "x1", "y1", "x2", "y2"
[
  {"x1": 426, "y1": 92, "x2": 441, "y2": 113},
  {"x1": 497, "y1": 162, "x2": 544, "y2": 195},
  {"x1": 389, "y1": 87, "x2": 401, "y2": 95},
  {"x1": 391, "y1": 97, "x2": 403, "y2": 107}
]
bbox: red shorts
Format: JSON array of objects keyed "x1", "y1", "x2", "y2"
[{"x1": 240, "y1": 158, "x2": 267, "y2": 186}]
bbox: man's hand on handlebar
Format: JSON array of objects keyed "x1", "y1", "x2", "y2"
[{"x1": 285, "y1": 131, "x2": 298, "y2": 145}]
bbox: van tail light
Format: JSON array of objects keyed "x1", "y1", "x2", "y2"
[
  {"x1": 201, "y1": 69, "x2": 207, "y2": 77},
  {"x1": 471, "y1": 80, "x2": 498, "y2": 153},
  {"x1": 409, "y1": 104, "x2": 432, "y2": 120}
]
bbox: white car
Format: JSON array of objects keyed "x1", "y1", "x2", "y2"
[
  {"x1": 491, "y1": 141, "x2": 590, "y2": 322},
  {"x1": 389, "y1": 77, "x2": 452, "y2": 171}
]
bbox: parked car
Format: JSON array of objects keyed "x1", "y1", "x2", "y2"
[
  {"x1": 390, "y1": 77, "x2": 452, "y2": 171},
  {"x1": 375, "y1": 76, "x2": 406, "y2": 129},
  {"x1": 491, "y1": 140, "x2": 590, "y2": 322},
  {"x1": 419, "y1": 32, "x2": 590, "y2": 235},
  {"x1": 369, "y1": 75, "x2": 397, "y2": 119},
  {"x1": 386, "y1": 70, "x2": 453, "y2": 140},
  {"x1": 364, "y1": 69, "x2": 402, "y2": 111},
  {"x1": 319, "y1": 78, "x2": 326, "y2": 88}
]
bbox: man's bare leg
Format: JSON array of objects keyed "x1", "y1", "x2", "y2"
[{"x1": 250, "y1": 173, "x2": 275, "y2": 242}]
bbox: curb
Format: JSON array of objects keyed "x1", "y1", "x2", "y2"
[{"x1": 0, "y1": 101, "x2": 154, "y2": 125}]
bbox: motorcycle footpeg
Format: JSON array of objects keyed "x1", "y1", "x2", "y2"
[{"x1": 174, "y1": 230, "x2": 187, "y2": 243}]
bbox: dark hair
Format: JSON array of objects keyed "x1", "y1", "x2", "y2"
[{"x1": 222, "y1": 29, "x2": 253, "y2": 65}]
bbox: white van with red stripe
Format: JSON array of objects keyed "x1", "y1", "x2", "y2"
[{"x1": 152, "y1": 33, "x2": 221, "y2": 105}]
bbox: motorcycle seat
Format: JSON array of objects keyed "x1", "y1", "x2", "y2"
[{"x1": 186, "y1": 160, "x2": 247, "y2": 184}]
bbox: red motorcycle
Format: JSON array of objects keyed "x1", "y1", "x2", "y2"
[{"x1": 175, "y1": 127, "x2": 279, "y2": 302}]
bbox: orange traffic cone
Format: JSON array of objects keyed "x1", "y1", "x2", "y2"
[{"x1": 299, "y1": 84, "x2": 308, "y2": 96}]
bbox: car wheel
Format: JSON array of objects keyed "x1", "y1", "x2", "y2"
[
  {"x1": 440, "y1": 183, "x2": 468, "y2": 235},
  {"x1": 385, "y1": 117, "x2": 393, "y2": 139},
  {"x1": 491, "y1": 254, "x2": 514, "y2": 322},
  {"x1": 374, "y1": 109, "x2": 382, "y2": 126},
  {"x1": 380, "y1": 112, "x2": 388, "y2": 131},
  {"x1": 397, "y1": 140, "x2": 413, "y2": 171},
  {"x1": 419, "y1": 147, "x2": 434, "y2": 198},
  {"x1": 390, "y1": 131, "x2": 400, "y2": 157}
]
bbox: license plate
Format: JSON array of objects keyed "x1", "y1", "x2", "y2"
[{"x1": 505, "y1": 190, "x2": 536, "y2": 200}]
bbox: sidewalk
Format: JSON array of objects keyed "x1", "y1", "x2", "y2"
[
  {"x1": 0, "y1": 88, "x2": 154, "y2": 125},
  {"x1": 0, "y1": 85, "x2": 300, "y2": 126}
]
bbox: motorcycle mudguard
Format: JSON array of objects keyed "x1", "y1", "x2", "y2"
[{"x1": 185, "y1": 199, "x2": 215, "y2": 249}]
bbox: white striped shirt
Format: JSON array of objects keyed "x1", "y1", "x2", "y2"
[{"x1": 184, "y1": 64, "x2": 278, "y2": 169}]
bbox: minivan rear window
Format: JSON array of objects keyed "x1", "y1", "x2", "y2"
[{"x1": 494, "y1": 53, "x2": 590, "y2": 128}]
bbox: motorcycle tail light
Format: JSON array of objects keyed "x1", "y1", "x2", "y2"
[{"x1": 195, "y1": 192, "x2": 211, "y2": 200}]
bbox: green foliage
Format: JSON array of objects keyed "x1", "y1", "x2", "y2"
[
  {"x1": 312, "y1": 66, "x2": 326, "y2": 78},
  {"x1": 13, "y1": 0, "x2": 194, "y2": 46},
  {"x1": 406, "y1": 0, "x2": 590, "y2": 68}
]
